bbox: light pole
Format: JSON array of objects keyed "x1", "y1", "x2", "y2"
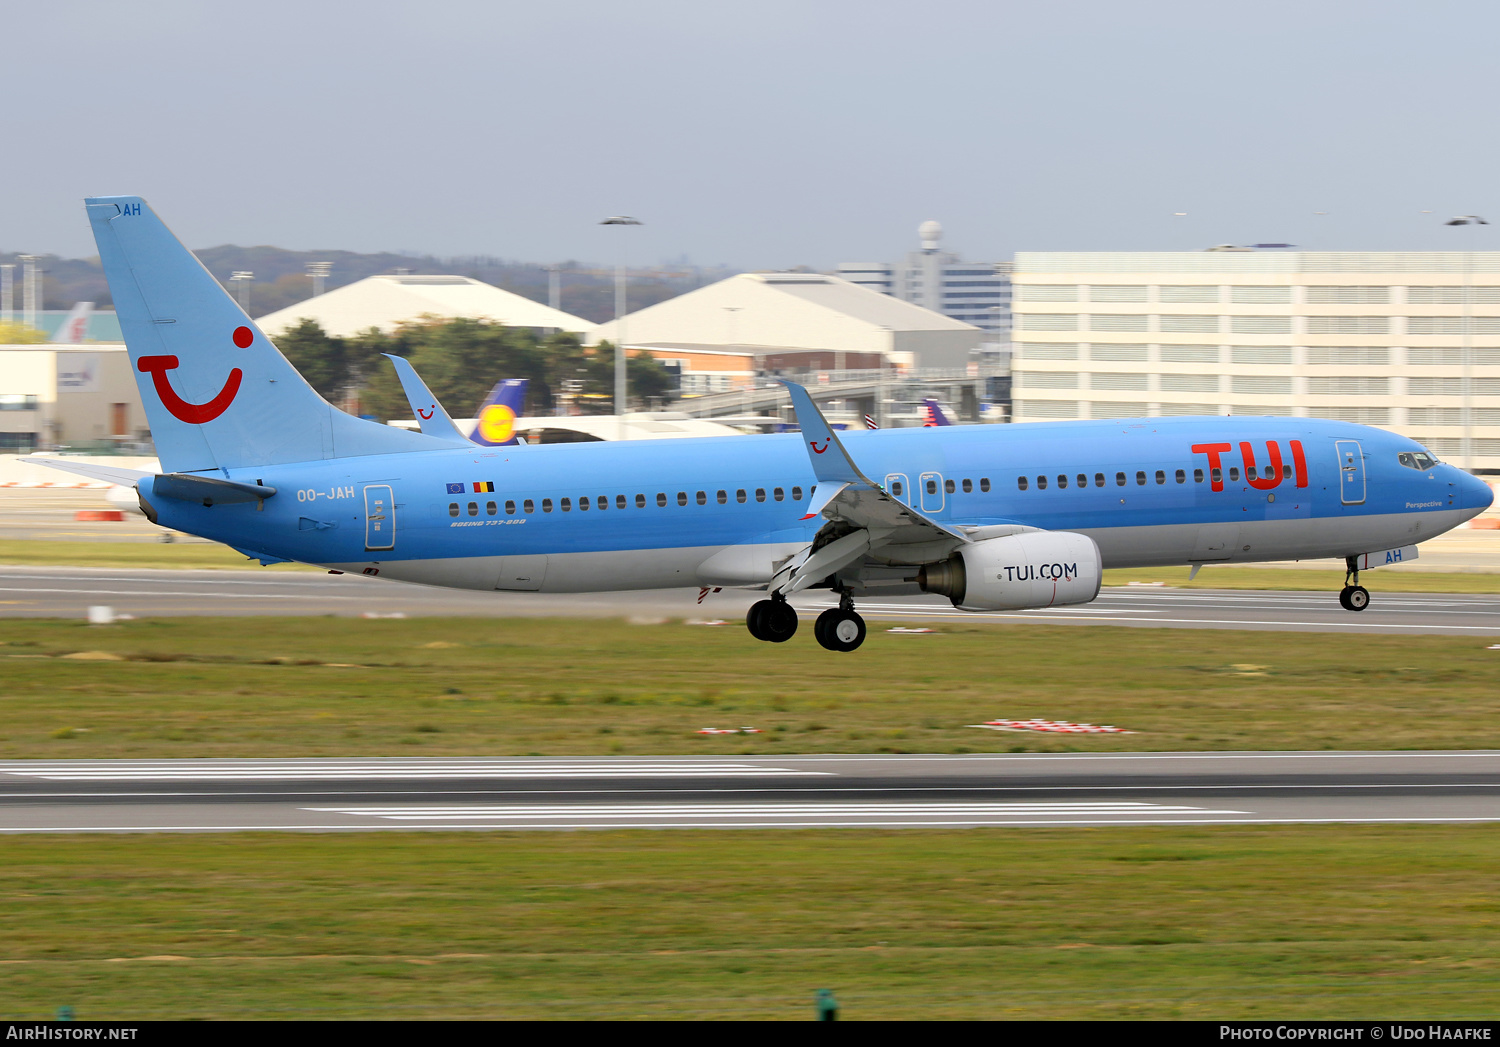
[
  {"x1": 542, "y1": 264, "x2": 562, "y2": 311},
  {"x1": 1445, "y1": 215, "x2": 1488, "y2": 471},
  {"x1": 600, "y1": 216, "x2": 642, "y2": 438}
]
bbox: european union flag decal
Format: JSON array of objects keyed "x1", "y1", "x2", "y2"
[{"x1": 446, "y1": 483, "x2": 465, "y2": 494}]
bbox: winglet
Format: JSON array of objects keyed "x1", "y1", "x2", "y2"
[
  {"x1": 383, "y1": 354, "x2": 471, "y2": 445},
  {"x1": 778, "y1": 380, "x2": 876, "y2": 487}
]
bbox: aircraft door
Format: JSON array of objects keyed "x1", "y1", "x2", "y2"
[
  {"x1": 1336, "y1": 440, "x2": 1366, "y2": 505},
  {"x1": 885, "y1": 473, "x2": 910, "y2": 506},
  {"x1": 363, "y1": 485, "x2": 395, "y2": 551},
  {"x1": 919, "y1": 471, "x2": 945, "y2": 513}
]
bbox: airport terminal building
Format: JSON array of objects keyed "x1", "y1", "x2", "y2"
[{"x1": 1010, "y1": 250, "x2": 1500, "y2": 472}]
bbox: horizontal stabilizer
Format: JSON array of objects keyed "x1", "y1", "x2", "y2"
[
  {"x1": 151, "y1": 473, "x2": 277, "y2": 506},
  {"x1": 17, "y1": 457, "x2": 151, "y2": 487}
]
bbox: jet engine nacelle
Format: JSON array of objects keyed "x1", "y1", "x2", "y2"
[{"x1": 917, "y1": 531, "x2": 1102, "y2": 611}]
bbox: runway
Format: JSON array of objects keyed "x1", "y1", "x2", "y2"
[
  {"x1": 1, "y1": 751, "x2": 1497, "y2": 832},
  {"x1": 1, "y1": 564, "x2": 1497, "y2": 634}
]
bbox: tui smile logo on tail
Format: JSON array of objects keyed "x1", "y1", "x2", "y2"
[{"x1": 136, "y1": 326, "x2": 250, "y2": 424}]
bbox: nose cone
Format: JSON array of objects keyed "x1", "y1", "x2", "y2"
[{"x1": 1461, "y1": 471, "x2": 1495, "y2": 514}]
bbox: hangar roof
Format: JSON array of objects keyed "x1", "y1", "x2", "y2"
[{"x1": 254, "y1": 275, "x2": 592, "y2": 337}]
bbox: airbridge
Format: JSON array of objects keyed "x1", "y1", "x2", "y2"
[{"x1": 671, "y1": 366, "x2": 1009, "y2": 427}]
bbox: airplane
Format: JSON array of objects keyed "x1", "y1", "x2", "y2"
[
  {"x1": 470, "y1": 379, "x2": 528, "y2": 447},
  {"x1": 51, "y1": 301, "x2": 94, "y2": 343},
  {"x1": 24, "y1": 197, "x2": 1495, "y2": 652}
]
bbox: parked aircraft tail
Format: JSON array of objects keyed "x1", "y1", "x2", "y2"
[
  {"x1": 51, "y1": 301, "x2": 94, "y2": 343},
  {"x1": 84, "y1": 196, "x2": 445, "y2": 475},
  {"x1": 471, "y1": 378, "x2": 528, "y2": 446},
  {"x1": 921, "y1": 398, "x2": 953, "y2": 426}
]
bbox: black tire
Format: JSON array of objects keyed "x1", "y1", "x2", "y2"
[
  {"x1": 746, "y1": 599, "x2": 774, "y2": 641},
  {"x1": 814, "y1": 608, "x2": 840, "y2": 648},
  {"x1": 1338, "y1": 586, "x2": 1354, "y2": 610},
  {"x1": 817, "y1": 610, "x2": 866, "y2": 652},
  {"x1": 1347, "y1": 585, "x2": 1370, "y2": 612},
  {"x1": 762, "y1": 600, "x2": 799, "y2": 642}
]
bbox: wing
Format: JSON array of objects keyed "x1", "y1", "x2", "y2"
[{"x1": 768, "y1": 381, "x2": 972, "y2": 594}]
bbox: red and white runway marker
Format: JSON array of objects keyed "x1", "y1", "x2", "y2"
[{"x1": 970, "y1": 719, "x2": 1137, "y2": 734}]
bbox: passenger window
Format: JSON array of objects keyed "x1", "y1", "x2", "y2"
[
  {"x1": 1194, "y1": 469, "x2": 1204, "y2": 483},
  {"x1": 1175, "y1": 470, "x2": 1185, "y2": 484},
  {"x1": 467, "y1": 502, "x2": 478, "y2": 516},
  {"x1": 1210, "y1": 467, "x2": 1221, "y2": 484},
  {"x1": 616, "y1": 495, "x2": 626, "y2": 509},
  {"x1": 774, "y1": 487, "x2": 785, "y2": 501},
  {"x1": 1281, "y1": 464, "x2": 1292, "y2": 479},
  {"x1": 448, "y1": 502, "x2": 459, "y2": 517},
  {"x1": 1076, "y1": 473, "x2": 1087, "y2": 488},
  {"x1": 717, "y1": 490, "x2": 727, "y2": 504},
  {"x1": 926, "y1": 479, "x2": 938, "y2": 495},
  {"x1": 677, "y1": 492, "x2": 688, "y2": 506},
  {"x1": 599, "y1": 496, "x2": 608, "y2": 510},
  {"x1": 696, "y1": 491, "x2": 707, "y2": 505},
  {"x1": 578, "y1": 496, "x2": 590, "y2": 511},
  {"x1": 792, "y1": 486, "x2": 803, "y2": 501},
  {"x1": 755, "y1": 488, "x2": 766, "y2": 502},
  {"x1": 655, "y1": 493, "x2": 666, "y2": 507},
  {"x1": 944, "y1": 479, "x2": 955, "y2": 494},
  {"x1": 635, "y1": 494, "x2": 646, "y2": 508},
  {"x1": 505, "y1": 500, "x2": 516, "y2": 515},
  {"x1": 1229, "y1": 467, "x2": 1240, "y2": 482},
  {"x1": 1094, "y1": 473, "x2": 1105, "y2": 487},
  {"x1": 486, "y1": 501, "x2": 497, "y2": 515},
  {"x1": 1037, "y1": 475, "x2": 1048, "y2": 490},
  {"x1": 542, "y1": 498, "x2": 552, "y2": 513},
  {"x1": 1155, "y1": 470, "x2": 1165, "y2": 485},
  {"x1": 1017, "y1": 476, "x2": 1029, "y2": 491},
  {"x1": 891, "y1": 481, "x2": 902, "y2": 496},
  {"x1": 1057, "y1": 474, "x2": 1068, "y2": 489},
  {"x1": 736, "y1": 489, "x2": 747, "y2": 503},
  {"x1": 561, "y1": 497, "x2": 572, "y2": 512},
  {"x1": 980, "y1": 478, "x2": 990, "y2": 492},
  {"x1": 1135, "y1": 471, "x2": 1146, "y2": 486},
  {"x1": 962, "y1": 479, "x2": 972, "y2": 493},
  {"x1": 1116, "y1": 472, "x2": 1126, "y2": 486},
  {"x1": 523, "y1": 499, "x2": 534, "y2": 514}
]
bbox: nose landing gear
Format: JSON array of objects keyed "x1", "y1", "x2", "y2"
[
  {"x1": 1339, "y1": 556, "x2": 1370, "y2": 612},
  {"x1": 746, "y1": 593, "x2": 798, "y2": 642},
  {"x1": 814, "y1": 589, "x2": 867, "y2": 652}
]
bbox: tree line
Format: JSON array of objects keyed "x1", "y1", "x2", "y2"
[{"x1": 274, "y1": 318, "x2": 675, "y2": 421}]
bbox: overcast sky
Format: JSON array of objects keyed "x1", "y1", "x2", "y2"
[{"x1": 7, "y1": 0, "x2": 1499, "y2": 268}]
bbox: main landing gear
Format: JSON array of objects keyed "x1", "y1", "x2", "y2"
[
  {"x1": 746, "y1": 593, "x2": 798, "y2": 643},
  {"x1": 814, "y1": 590, "x2": 866, "y2": 653},
  {"x1": 1339, "y1": 556, "x2": 1370, "y2": 612},
  {"x1": 745, "y1": 589, "x2": 868, "y2": 651}
]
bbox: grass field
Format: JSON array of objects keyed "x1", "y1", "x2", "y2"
[
  {"x1": 0, "y1": 539, "x2": 317, "y2": 571},
  {"x1": 3, "y1": 826, "x2": 1499, "y2": 1020},
  {"x1": 2, "y1": 616, "x2": 1498, "y2": 757}
]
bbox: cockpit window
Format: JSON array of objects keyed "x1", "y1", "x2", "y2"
[{"x1": 1397, "y1": 451, "x2": 1438, "y2": 470}]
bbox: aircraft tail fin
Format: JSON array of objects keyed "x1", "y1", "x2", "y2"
[
  {"x1": 471, "y1": 378, "x2": 528, "y2": 446},
  {"x1": 384, "y1": 354, "x2": 471, "y2": 445},
  {"x1": 51, "y1": 302, "x2": 94, "y2": 343},
  {"x1": 921, "y1": 398, "x2": 953, "y2": 426},
  {"x1": 84, "y1": 195, "x2": 449, "y2": 475}
]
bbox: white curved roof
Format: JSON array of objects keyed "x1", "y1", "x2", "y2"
[{"x1": 255, "y1": 274, "x2": 592, "y2": 337}]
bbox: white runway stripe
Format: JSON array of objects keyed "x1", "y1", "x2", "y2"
[
  {"x1": 306, "y1": 801, "x2": 1247, "y2": 821},
  {"x1": 4, "y1": 762, "x2": 828, "y2": 781}
]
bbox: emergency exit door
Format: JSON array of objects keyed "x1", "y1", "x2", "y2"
[{"x1": 364, "y1": 485, "x2": 395, "y2": 550}]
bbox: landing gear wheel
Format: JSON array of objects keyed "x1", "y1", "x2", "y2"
[
  {"x1": 1338, "y1": 586, "x2": 1353, "y2": 610},
  {"x1": 815, "y1": 609, "x2": 866, "y2": 652},
  {"x1": 747, "y1": 598, "x2": 798, "y2": 642},
  {"x1": 1346, "y1": 585, "x2": 1370, "y2": 612}
]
